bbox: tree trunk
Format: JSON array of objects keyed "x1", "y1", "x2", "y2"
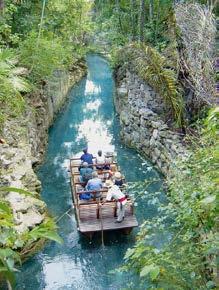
[
  {"x1": 115, "y1": 0, "x2": 122, "y2": 32},
  {"x1": 149, "y1": 0, "x2": 154, "y2": 22},
  {"x1": 130, "y1": 0, "x2": 137, "y2": 41},
  {"x1": 139, "y1": 0, "x2": 145, "y2": 43},
  {"x1": 0, "y1": 0, "x2": 4, "y2": 11}
]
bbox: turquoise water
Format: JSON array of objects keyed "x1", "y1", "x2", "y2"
[{"x1": 16, "y1": 54, "x2": 162, "y2": 290}]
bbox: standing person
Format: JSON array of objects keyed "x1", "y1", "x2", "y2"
[
  {"x1": 104, "y1": 180, "x2": 127, "y2": 223},
  {"x1": 80, "y1": 148, "x2": 93, "y2": 167},
  {"x1": 86, "y1": 171, "x2": 103, "y2": 198}
]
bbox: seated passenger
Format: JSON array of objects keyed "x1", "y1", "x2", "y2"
[
  {"x1": 86, "y1": 171, "x2": 103, "y2": 198},
  {"x1": 80, "y1": 148, "x2": 93, "y2": 167},
  {"x1": 104, "y1": 153, "x2": 112, "y2": 170},
  {"x1": 95, "y1": 150, "x2": 105, "y2": 170},
  {"x1": 79, "y1": 162, "x2": 93, "y2": 183},
  {"x1": 113, "y1": 171, "x2": 124, "y2": 187}
]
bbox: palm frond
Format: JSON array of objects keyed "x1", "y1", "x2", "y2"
[{"x1": 116, "y1": 43, "x2": 184, "y2": 127}]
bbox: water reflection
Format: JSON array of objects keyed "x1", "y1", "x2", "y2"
[
  {"x1": 85, "y1": 79, "x2": 101, "y2": 95},
  {"x1": 76, "y1": 119, "x2": 114, "y2": 154}
]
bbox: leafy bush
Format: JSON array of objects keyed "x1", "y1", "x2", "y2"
[
  {"x1": 19, "y1": 31, "x2": 72, "y2": 84},
  {"x1": 120, "y1": 108, "x2": 218, "y2": 289},
  {"x1": 0, "y1": 48, "x2": 30, "y2": 131}
]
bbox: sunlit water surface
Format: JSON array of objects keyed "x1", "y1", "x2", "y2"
[{"x1": 16, "y1": 54, "x2": 162, "y2": 290}]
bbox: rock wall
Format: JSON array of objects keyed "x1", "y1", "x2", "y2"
[
  {"x1": 0, "y1": 61, "x2": 86, "y2": 234},
  {"x1": 115, "y1": 69, "x2": 187, "y2": 175}
]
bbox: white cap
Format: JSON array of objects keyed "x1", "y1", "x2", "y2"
[{"x1": 104, "y1": 179, "x2": 114, "y2": 188}]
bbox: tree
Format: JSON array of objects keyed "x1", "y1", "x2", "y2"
[
  {"x1": 130, "y1": 0, "x2": 137, "y2": 40},
  {"x1": 0, "y1": 0, "x2": 4, "y2": 11},
  {"x1": 115, "y1": 0, "x2": 122, "y2": 32},
  {"x1": 139, "y1": 0, "x2": 145, "y2": 43}
]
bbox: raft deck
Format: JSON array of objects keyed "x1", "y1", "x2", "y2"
[{"x1": 70, "y1": 157, "x2": 138, "y2": 236}]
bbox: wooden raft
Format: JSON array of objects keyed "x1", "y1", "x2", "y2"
[{"x1": 70, "y1": 156, "x2": 138, "y2": 238}]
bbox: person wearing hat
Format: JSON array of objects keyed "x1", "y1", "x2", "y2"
[
  {"x1": 113, "y1": 172, "x2": 123, "y2": 187},
  {"x1": 79, "y1": 162, "x2": 93, "y2": 183},
  {"x1": 80, "y1": 148, "x2": 94, "y2": 167},
  {"x1": 86, "y1": 171, "x2": 103, "y2": 198},
  {"x1": 103, "y1": 180, "x2": 127, "y2": 223}
]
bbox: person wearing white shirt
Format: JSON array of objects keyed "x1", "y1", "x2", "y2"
[
  {"x1": 96, "y1": 150, "x2": 105, "y2": 169},
  {"x1": 104, "y1": 180, "x2": 127, "y2": 223}
]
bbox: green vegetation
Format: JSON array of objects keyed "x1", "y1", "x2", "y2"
[
  {"x1": 120, "y1": 108, "x2": 218, "y2": 289},
  {"x1": 0, "y1": 0, "x2": 218, "y2": 288},
  {"x1": 113, "y1": 43, "x2": 184, "y2": 126},
  {"x1": 19, "y1": 32, "x2": 72, "y2": 84},
  {"x1": 94, "y1": 0, "x2": 218, "y2": 288},
  {"x1": 0, "y1": 0, "x2": 92, "y2": 131},
  {"x1": 0, "y1": 49, "x2": 30, "y2": 126},
  {"x1": 94, "y1": 0, "x2": 174, "y2": 49},
  {"x1": 0, "y1": 187, "x2": 63, "y2": 289}
]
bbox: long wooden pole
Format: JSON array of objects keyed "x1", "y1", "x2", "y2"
[{"x1": 99, "y1": 203, "x2": 104, "y2": 247}]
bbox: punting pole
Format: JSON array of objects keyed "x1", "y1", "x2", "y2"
[{"x1": 99, "y1": 203, "x2": 104, "y2": 247}]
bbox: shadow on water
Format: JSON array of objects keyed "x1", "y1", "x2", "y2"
[{"x1": 15, "y1": 54, "x2": 163, "y2": 290}]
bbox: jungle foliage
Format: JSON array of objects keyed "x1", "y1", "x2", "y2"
[
  {"x1": 94, "y1": 0, "x2": 217, "y2": 50},
  {"x1": 113, "y1": 43, "x2": 184, "y2": 127},
  {"x1": 94, "y1": 0, "x2": 174, "y2": 49},
  {"x1": 94, "y1": 0, "x2": 217, "y2": 123},
  {"x1": 121, "y1": 108, "x2": 219, "y2": 289},
  {"x1": 94, "y1": 1, "x2": 218, "y2": 288},
  {"x1": 0, "y1": 0, "x2": 92, "y2": 130}
]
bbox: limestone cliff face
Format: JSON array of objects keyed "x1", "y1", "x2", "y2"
[
  {"x1": 0, "y1": 61, "x2": 86, "y2": 234},
  {"x1": 114, "y1": 68, "x2": 188, "y2": 175}
]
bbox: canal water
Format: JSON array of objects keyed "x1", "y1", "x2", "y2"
[{"x1": 16, "y1": 54, "x2": 162, "y2": 289}]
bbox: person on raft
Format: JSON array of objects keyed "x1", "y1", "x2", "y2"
[
  {"x1": 95, "y1": 149, "x2": 110, "y2": 170},
  {"x1": 80, "y1": 148, "x2": 93, "y2": 167},
  {"x1": 103, "y1": 180, "x2": 127, "y2": 223},
  {"x1": 79, "y1": 162, "x2": 93, "y2": 183},
  {"x1": 113, "y1": 171, "x2": 124, "y2": 187},
  {"x1": 86, "y1": 171, "x2": 103, "y2": 198}
]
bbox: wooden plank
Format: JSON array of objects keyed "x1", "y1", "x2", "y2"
[
  {"x1": 78, "y1": 215, "x2": 138, "y2": 233},
  {"x1": 78, "y1": 202, "x2": 133, "y2": 221},
  {"x1": 73, "y1": 169, "x2": 112, "y2": 176},
  {"x1": 71, "y1": 162, "x2": 117, "y2": 168}
]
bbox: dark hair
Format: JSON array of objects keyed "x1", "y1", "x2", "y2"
[
  {"x1": 83, "y1": 148, "x2": 88, "y2": 154},
  {"x1": 98, "y1": 150, "x2": 102, "y2": 156}
]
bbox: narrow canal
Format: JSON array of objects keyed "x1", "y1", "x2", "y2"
[{"x1": 16, "y1": 54, "x2": 162, "y2": 289}]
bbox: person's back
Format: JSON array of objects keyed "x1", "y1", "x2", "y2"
[
  {"x1": 86, "y1": 172, "x2": 102, "y2": 198},
  {"x1": 96, "y1": 155, "x2": 105, "y2": 164},
  {"x1": 80, "y1": 148, "x2": 93, "y2": 165},
  {"x1": 80, "y1": 166, "x2": 93, "y2": 183},
  {"x1": 96, "y1": 150, "x2": 105, "y2": 169}
]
